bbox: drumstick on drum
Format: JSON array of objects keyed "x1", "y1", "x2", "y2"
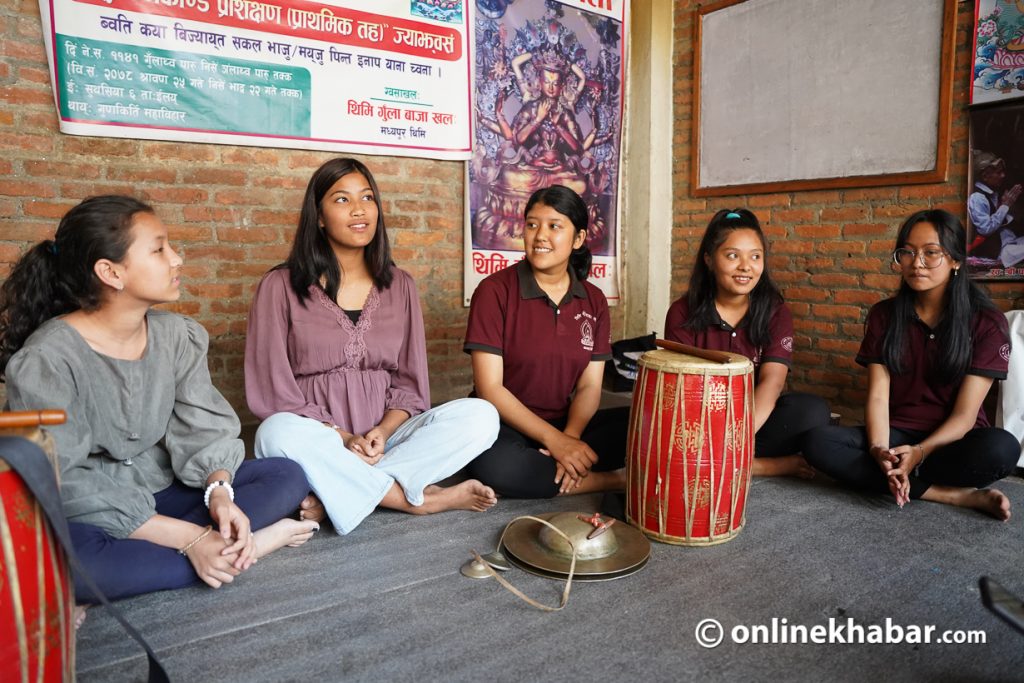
[{"x1": 655, "y1": 339, "x2": 734, "y2": 364}]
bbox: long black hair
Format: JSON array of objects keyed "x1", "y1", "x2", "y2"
[
  {"x1": 283, "y1": 157, "x2": 393, "y2": 301},
  {"x1": 881, "y1": 209, "x2": 997, "y2": 383},
  {"x1": 0, "y1": 195, "x2": 152, "y2": 376},
  {"x1": 523, "y1": 184, "x2": 592, "y2": 281},
  {"x1": 685, "y1": 208, "x2": 782, "y2": 348}
]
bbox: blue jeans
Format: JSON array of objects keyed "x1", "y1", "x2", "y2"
[
  {"x1": 70, "y1": 457, "x2": 310, "y2": 603},
  {"x1": 254, "y1": 398, "x2": 500, "y2": 534}
]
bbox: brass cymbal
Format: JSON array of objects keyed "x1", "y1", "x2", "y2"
[
  {"x1": 504, "y1": 551, "x2": 649, "y2": 582},
  {"x1": 501, "y1": 512, "x2": 651, "y2": 577}
]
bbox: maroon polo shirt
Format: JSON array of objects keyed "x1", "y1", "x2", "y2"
[
  {"x1": 464, "y1": 259, "x2": 612, "y2": 420},
  {"x1": 856, "y1": 299, "x2": 1010, "y2": 432},
  {"x1": 663, "y1": 296, "x2": 793, "y2": 375}
]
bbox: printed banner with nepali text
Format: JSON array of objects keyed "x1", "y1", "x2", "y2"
[
  {"x1": 39, "y1": 0, "x2": 473, "y2": 159},
  {"x1": 464, "y1": 0, "x2": 627, "y2": 304}
]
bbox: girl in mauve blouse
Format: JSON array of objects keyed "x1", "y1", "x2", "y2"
[
  {"x1": 1, "y1": 196, "x2": 316, "y2": 612},
  {"x1": 245, "y1": 158, "x2": 499, "y2": 534}
]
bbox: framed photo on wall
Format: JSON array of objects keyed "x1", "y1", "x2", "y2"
[
  {"x1": 971, "y1": 0, "x2": 1024, "y2": 106},
  {"x1": 967, "y1": 102, "x2": 1024, "y2": 281}
]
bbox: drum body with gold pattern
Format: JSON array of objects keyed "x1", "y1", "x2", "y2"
[
  {"x1": 0, "y1": 424, "x2": 75, "y2": 682},
  {"x1": 626, "y1": 349, "x2": 754, "y2": 545}
]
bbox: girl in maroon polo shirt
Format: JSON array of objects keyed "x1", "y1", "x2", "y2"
[
  {"x1": 803, "y1": 209, "x2": 1018, "y2": 519},
  {"x1": 665, "y1": 208, "x2": 831, "y2": 478},
  {"x1": 464, "y1": 185, "x2": 627, "y2": 498}
]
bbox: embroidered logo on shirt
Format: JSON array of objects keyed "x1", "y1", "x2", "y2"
[
  {"x1": 1000, "y1": 343, "x2": 1011, "y2": 362},
  {"x1": 580, "y1": 321, "x2": 594, "y2": 351},
  {"x1": 781, "y1": 336, "x2": 794, "y2": 353}
]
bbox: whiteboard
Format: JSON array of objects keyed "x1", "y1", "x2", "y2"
[{"x1": 693, "y1": 0, "x2": 955, "y2": 196}]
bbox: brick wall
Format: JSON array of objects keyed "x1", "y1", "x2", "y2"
[
  {"x1": 671, "y1": 1, "x2": 1024, "y2": 420},
  {"x1": 0, "y1": 1, "x2": 627, "y2": 422}
]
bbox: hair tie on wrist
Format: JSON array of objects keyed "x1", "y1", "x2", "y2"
[{"x1": 203, "y1": 480, "x2": 235, "y2": 508}]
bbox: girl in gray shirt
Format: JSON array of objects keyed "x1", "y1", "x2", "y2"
[{"x1": 1, "y1": 196, "x2": 318, "y2": 608}]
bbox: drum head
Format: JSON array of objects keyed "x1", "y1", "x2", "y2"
[
  {"x1": 502, "y1": 512, "x2": 651, "y2": 577},
  {"x1": 639, "y1": 348, "x2": 752, "y2": 374}
]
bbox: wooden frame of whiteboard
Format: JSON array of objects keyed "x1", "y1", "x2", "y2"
[{"x1": 690, "y1": 0, "x2": 957, "y2": 197}]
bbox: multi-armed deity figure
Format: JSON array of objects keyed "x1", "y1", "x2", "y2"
[{"x1": 472, "y1": 9, "x2": 619, "y2": 253}]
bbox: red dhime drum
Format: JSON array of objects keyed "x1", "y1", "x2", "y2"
[
  {"x1": 0, "y1": 419, "x2": 74, "y2": 682},
  {"x1": 626, "y1": 349, "x2": 754, "y2": 545}
]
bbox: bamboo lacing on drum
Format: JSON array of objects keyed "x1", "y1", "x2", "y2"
[
  {"x1": 470, "y1": 516, "x2": 578, "y2": 612},
  {"x1": 629, "y1": 352, "x2": 754, "y2": 545}
]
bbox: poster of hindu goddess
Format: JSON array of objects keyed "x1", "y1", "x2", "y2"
[{"x1": 464, "y1": 0, "x2": 628, "y2": 303}]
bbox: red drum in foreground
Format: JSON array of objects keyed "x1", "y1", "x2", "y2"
[
  {"x1": 626, "y1": 349, "x2": 754, "y2": 546},
  {"x1": 0, "y1": 427, "x2": 75, "y2": 682}
]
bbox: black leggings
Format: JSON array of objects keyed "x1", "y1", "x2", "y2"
[
  {"x1": 803, "y1": 425, "x2": 1019, "y2": 499},
  {"x1": 756, "y1": 392, "x2": 831, "y2": 457},
  {"x1": 467, "y1": 406, "x2": 629, "y2": 499}
]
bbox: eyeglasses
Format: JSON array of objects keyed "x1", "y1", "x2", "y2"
[{"x1": 892, "y1": 247, "x2": 947, "y2": 269}]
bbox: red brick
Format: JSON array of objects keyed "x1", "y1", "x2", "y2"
[
  {"x1": 811, "y1": 304, "x2": 862, "y2": 320},
  {"x1": 0, "y1": 179, "x2": 56, "y2": 198},
  {"x1": 183, "y1": 206, "x2": 238, "y2": 223},
  {"x1": 106, "y1": 166, "x2": 179, "y2": 184},
  {"x1": 23, "y1": 199, "x2": 76, "y2": 218},
  {"x1": 0, "y1": 131, "x2": 54, "y2": 153},
  {"x1": 24, "y1": 160, "x2": 101, "y2": 179},
  {"x1": 843, "y1": 223, "x2": 890, "y2": 237},
  {"x1": 899, "y1": 184, "x2": 957, "y2": 200},
  {"x1": 784, "y1": 286, "x2": 830, "y2": 302},
  {"x1": 772, "y1": 208, "x2": 817, "y2": 223},
  {"x1": 138, "y1": 187, "x2": 209, "y2": 204},
  {"x1": 819, "y1": 241, "x2": 866, "y2": 255},
  {"x1": 843, "y1": 187, "x2": 897, "y2": 201},
  {"x1": 142, "y1": 142, "x2": 217, "y2": 162},
  {"x1": 794, "y1": 223, "x2": 841, "y2": 238},
  {"x1": 821, "y1": 207, "x2": 869, "y2": 221},
  {"x1": 183, "y1": 169, "x2": 248, "y2": 186},
  {"x1": 747, "y1": 193, "x2": 790, "y2": 208},
  {"x1": 62, "y1": 137, "x2": 138, "y2": 157},
  {"x1": 216, "y1": 227, "x2": 281, "y2": 244},
  {"x1": 834, "y1": 289, "x2": 881, "y2": 305},
  {"x1": 810, "y1": 273, "x2": 859, "y2": 287}
]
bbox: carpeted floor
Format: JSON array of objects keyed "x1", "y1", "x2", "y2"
[{"x1": 76, "y1": 472, "x2": 1024, "y2": 682}]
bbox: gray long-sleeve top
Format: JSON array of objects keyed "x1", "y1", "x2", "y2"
[{"x1": 5, "y1": 310, "x2": 244, "y2": 538}]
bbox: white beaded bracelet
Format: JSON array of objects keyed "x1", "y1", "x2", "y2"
[{"x1": 203, "y1": 480, "x2": 234, "y2": 508}]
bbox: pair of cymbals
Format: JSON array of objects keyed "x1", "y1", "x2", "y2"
[{"x1": 500, "y1": 512, "x2": 650, "y2": 581}]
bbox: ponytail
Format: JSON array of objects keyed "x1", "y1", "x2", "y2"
[
  {"x1": 0, "y1": 195, "x2": 150, "y2": 376},
  {"x1": 570, "y1": 244, "x2": 593, "y2": 282},
  {"x1": 0, "y1": 241, "x2": 73, "y2": 373}
]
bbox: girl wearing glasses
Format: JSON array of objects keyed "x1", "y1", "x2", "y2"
[
  {"x1": 664, "y1": 209, "x2": 831, "y2": 478},
  {"x1": 803, "y1": 209, "x2": 1018, "y2": 520}
]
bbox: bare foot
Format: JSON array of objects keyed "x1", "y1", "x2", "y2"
[
  {"x1": 751, "y1": 455, "x2": 815, "y2": 479},
  {"x1": 962, "y1": 489, "x2": 1011, "y2": 521},
  {"x1": 253, "y1": 519, "x2": 320, "y2": 559},
  {"x1": 922, "y1": 485, "x2": 1012, "y2": 521},
  {"x1": 415, "y1": 480, "x2": 497, "y2": 514},
  {"x1": 74, "y1": 605, "x2": 88, "y2": 630},
  {"x1": 297, "y1": 494, "x2": 326, "y2": 523}
]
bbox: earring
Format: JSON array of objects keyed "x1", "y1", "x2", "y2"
[
  {"x1": 953, "y1": 268, "x2": 959, "y2": 277},
  {"x1": 116, "y1": 284, "x2": 124, "y2": 291}
]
